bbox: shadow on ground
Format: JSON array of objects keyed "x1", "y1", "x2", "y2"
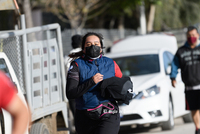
[{"x1": 119, "y1": 124, "x2": 161, "y2": 134}]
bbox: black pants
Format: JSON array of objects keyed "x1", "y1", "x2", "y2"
[
  {"x1": 185, "y1": 90, "x2": 200, "y2": 110},
  {"x1": 75, "y1": 109, "x2": 120, "y2": 134}
]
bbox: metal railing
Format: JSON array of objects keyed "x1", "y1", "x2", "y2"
[{"x1": 0, "y1": 15, "x2": 66, "y2": 114}]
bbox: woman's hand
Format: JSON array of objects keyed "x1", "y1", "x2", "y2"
[{"x1": 92, "y1": 73, "x2": 103, "y2": 84}]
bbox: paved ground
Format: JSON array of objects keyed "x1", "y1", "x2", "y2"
[
  {"x1": 119, "y1": 117, "x2": 195, "y2": 134},
  {"x1": 57, "y1": 117, "x2": 195, "y2": 134}
]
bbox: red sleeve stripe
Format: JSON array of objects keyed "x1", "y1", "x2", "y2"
[
  {"x1": 75, "y1": 62, "x2": 78, "y2": 67},
  {"x1": 114, "y1": 61, "x2": 122, "y2": 78}
]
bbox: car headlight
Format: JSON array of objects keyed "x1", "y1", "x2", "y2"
[{"x1": 134, "y1": 85, "x2": 160, "y2": 100}]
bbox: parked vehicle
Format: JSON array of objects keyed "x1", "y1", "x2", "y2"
[
  {"x1": 106, "y1": 34, "x2": 192, "y2": 130},
  {"x1": 0, "y1": 15, "x2": 69, "y2": 134},
  {"x1": 0, "y1": 52, "x2": 29, "y2": 134}
]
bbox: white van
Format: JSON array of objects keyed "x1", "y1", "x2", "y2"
[{"x1": 106, "y1": 34, "x2": 192, "y2": 130}]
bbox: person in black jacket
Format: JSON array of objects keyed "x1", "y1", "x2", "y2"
[
  {"x1": 170, "y1": 26, "x2": 200, "y2": 134},
  {"x1": 66, "y1": 32, "x2": 123, "y2": 134},
  {"x1": 65, "y1": 34, "x2": 82, "y2": 119}
]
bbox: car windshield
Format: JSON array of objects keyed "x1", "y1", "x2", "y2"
[{"x1": 113, "y1": 54, "x2": 160, "y2": 76}]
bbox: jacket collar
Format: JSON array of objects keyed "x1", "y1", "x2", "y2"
[{"x1": 81, "y1": 54, "x2": 102, "y2": 62}]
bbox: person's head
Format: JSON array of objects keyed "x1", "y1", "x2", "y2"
[
  {"x1": 82, "y1": 32, "x2": 104, "y2": 58},
  {"x1": 71, "y1": 34, "x2": 82, "y2": 49},
  {"x1": 187, "y1": 26, "x2": 199, "y2": 46}
]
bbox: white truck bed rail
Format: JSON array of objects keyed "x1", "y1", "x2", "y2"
[{"x1": 0, "y1": 15, "x2": 68, "y2": 128}]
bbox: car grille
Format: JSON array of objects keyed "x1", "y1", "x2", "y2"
[{"x1": 120, "y1": 114, "x2": 142, "y2": 121}]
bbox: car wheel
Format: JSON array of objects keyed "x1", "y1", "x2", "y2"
[
  {"x1": 30, "y1": 123, "x2": 50, "y2": 134},
  {"x1": 182, "y1": 113, "x2": 193, "y2": 123},
  {"x1": 161, "y1": 98, "x2": 174, "y2": 130}
]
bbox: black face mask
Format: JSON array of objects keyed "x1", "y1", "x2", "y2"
[{"x1": 85, "y1": 45, "x2": 101, "y2": 58}]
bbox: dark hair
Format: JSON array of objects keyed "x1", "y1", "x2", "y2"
[
  {"x1": 71, "y1": 34, "x2": 82, "y2": 49},
  {"x1": 81, "y1": 32, "x2": 104, "y2": 50},
  {"x1": 187, "y1": 26, "x2": 199, "y2": 34},
  {"x1": 69, "y1": 32, "x2": 104, "y2": 59}
]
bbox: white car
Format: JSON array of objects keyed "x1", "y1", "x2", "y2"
[{"x1": 106, "y1": 34, "x2": 192, "y2": 130}]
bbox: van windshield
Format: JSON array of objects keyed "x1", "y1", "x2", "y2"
[{"x1": 113, "y1": 54, "x2": 160, "y2": 76}]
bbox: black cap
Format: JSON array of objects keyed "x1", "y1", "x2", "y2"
[{"x1": 71, "y1": 34, "x2": 82, "y2": 49}]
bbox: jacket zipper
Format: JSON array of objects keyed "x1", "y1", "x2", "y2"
[
  {"x1": 95, "y1": 60, "x2": 99, "y2": 72},
  {"x1": 191, "y1": 49, "x2": 194, "y2": 77}
]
